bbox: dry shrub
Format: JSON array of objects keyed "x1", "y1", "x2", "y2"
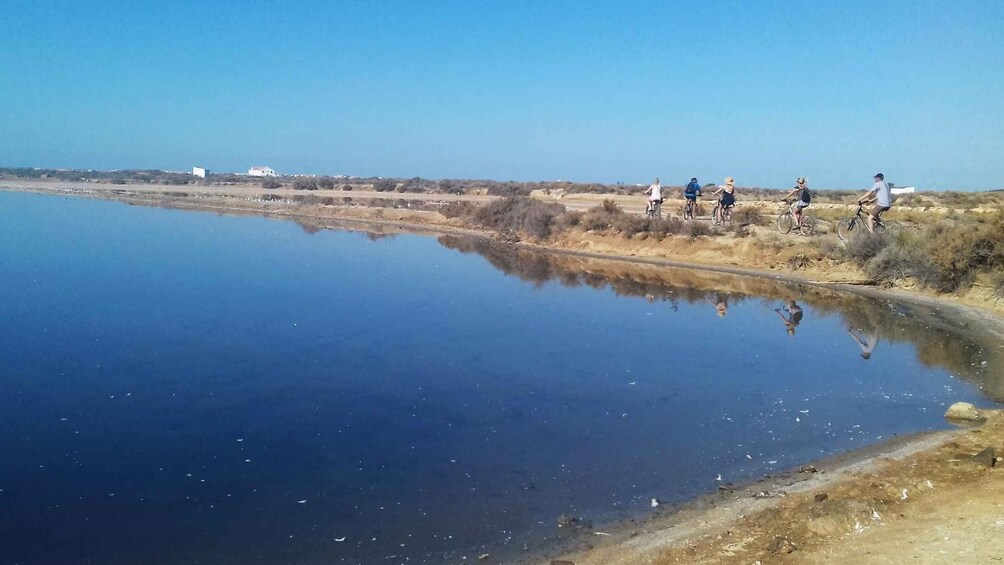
[
  {"x1": 441, "y1": 201, "x2": 476, "y2": 218},
  {"x1": 993, "y1": 270, "x2": 1004, "y2": 301},
  {"x1": 732, "y1": 206, "x2": 763, "y2": 226},
  {"x1": 470, "y1": 197, "x2": 565, "y2": 239},
  {"x1": 842, "y1": 231, "x2": 891, "y2": 265},
  {"x1": 786, "y1": 253, "x2": 812, "y2": 270}
]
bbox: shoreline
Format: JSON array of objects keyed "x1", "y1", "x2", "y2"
[{"x1": 4, "y1": 182, "x2": 1003, "y2": 564}]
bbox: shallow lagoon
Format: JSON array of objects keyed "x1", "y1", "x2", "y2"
[{"x1": 0, "y1": 192, "x2": 994, "y2": 564}]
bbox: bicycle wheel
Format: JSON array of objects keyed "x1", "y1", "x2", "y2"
[
  {"x1": 777, "y1": 212, "x2": 793, "y2": 234},
  {"x1": 836, "y1": 218, "x2": 855, "y2": 241},
  {"x1": 683, "y1": 202, "x2": 694, "y2": 220},
  {"x1": 711, "y1": 205, "x2": 721, "y2": 225},
  {"x1": 881, "y1": 220, "x2": 903, "y2": 234},
  {"x1": 798, "y1": 215, "x2": 815, "y2": 236},
  {"x1": 723, "y1": 207, "x2": 733, "y2": 224}
]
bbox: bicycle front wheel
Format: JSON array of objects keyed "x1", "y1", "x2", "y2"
[
  {"x1": 777, "y1": 213, "x2": 793, "y2": 234},
  {"x1": 798, "y1": 215, "x2": 815, "y2": 236},
  {"x1": 836, "y1": 218, "x2": 855, "y2": 241}
]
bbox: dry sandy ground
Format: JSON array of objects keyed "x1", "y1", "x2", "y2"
[
  {"x1": 4, "y1": 180, "x2": 1004, "y2": 565},
  {"x1": 536, "y1": 411, "x2": 1004, "y2": 565}
]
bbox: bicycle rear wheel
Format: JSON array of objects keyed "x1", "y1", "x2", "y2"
[
  {"x1": 836, "y1": 218, "x2": 855, "y2": 241},
  {"x1": 776, "y1": 213, "x2": 793, "y2": 234},
  {"x1": 881, "y1": 220, "x2": 903, "y2": 234},
  {"x1": 798, "y1": 215, "x2": 815, "y2": 236},
  {"x1": 723, "y1": 207, "x2": 733, "y2": 225}
]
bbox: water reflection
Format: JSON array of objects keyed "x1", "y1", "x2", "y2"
[
  {"x1": 436, "y1": 235, "x2": 999, "y2": 400},
  {"x1": 848, "y1": 326, "x2": 880, "y2": 360},
  {"x1": 774, "y1": 300, "x2": 803, "y2": 335}
]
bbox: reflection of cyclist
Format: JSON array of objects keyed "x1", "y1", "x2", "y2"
[
  {"x1": 774, "y1": 300, "x2": 803, "y2": 335},
  {"x1": 711, "y1": 177, "x2": 736, "y2": 223},
  {"x1": 847, "y1": 327, "x2": 879, "y2": 359},
  {"x1": 783, "y1": 177, "x2": 811, "y2": 227},
  {"x1": 857, "y1": 173, "x2": 892, "y2": 234},
  {"x1": 711, "y1": 294, "x2": 729, "y2": 317},
  {"x1": 645, "y1": 177, "x2": 663, "y2": 215}
]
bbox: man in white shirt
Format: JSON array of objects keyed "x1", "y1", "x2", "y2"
[
  {"x1": 857, "y1": 173, "x2": 892, "y2": 233},
  {"x1": 645, "y1": 178, "x2": 663, "y2": 215}
]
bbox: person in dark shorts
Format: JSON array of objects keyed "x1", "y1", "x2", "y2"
[
  {"x1": 858, "y1": 173, "x2": 892, "y2": 233},
  {"x1": 711, "y1": 177, "x2": 736, "y2": 223},
  {"x1": 783, "y1": 177, "x2": 811, "y2": 227}
]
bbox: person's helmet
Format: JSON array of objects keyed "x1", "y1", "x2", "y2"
[
  {"x1": 691, "y1": 177, "x2": 697, "y2": 182},
  {"x1": 797, "y1": 177, "x2": 806, "y2": 184},
  {"x1": 874, "y1": 173, "x2": 884, "y2": 180}
]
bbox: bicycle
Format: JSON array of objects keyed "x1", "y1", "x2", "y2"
[
  {"x1": 835, "y1": 202, "x2": 902, "y2": 242},
  {"x1": 682, "y1": 198, "x2": 700, "y2": 220},
  {"x1": 645, "y1": 199, "x2": 664, "y2": 218},
  {"x1": 776, "y1": 200, "x2": 815, "y2": 236},
  {"x1": 711, "y1": 200, "x2": 733, "y2": 226}
]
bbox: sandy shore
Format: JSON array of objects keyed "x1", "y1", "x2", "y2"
[{"x1": 4, "y1": 180, "x2": 1003, "y2": 564}]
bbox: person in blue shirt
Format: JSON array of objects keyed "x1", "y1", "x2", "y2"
[
  {"x1": 683, "y1": 178, "x2": 701, "y2": 217},
  {"x1": 684, "y1": 178, "x2": 701, "y2": 199}
]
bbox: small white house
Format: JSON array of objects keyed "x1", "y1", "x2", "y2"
[
  {"x1": 192, "y1": 166, "x2": 208, "y2": 178},
  {"x1": 248, "y1": 166, "x2": 277, "y2": 177}
]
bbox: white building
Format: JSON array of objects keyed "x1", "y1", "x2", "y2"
[
  {"x1": 192, "y1": 166, "x2": 208, "y2": 178},
  {"x1": 248, "y1": 166, "x2": 277, "y2": 177}
]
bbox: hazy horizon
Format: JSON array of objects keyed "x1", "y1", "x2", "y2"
[{"x1": 3, "y1": 1, "x2": 1002, "y2": 190}]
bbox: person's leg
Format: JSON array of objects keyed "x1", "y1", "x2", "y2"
[{"x1": 793, "y1": 206, "x2": 802, "y2": 226}]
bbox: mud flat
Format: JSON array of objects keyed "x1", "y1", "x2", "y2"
[{"x1": 533, "y1": 409, "x2": 1003, "y2": 565}]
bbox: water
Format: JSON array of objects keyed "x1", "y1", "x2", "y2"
[{"x1": 0, "y1": 192, "x2": 995, "y2": 564}]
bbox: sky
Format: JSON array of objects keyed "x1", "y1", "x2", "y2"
[{"x1": 2, "y1": 1, "x2": 1002, "y2": 189}]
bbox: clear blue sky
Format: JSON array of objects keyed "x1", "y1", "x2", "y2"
[{"x1": 2, "y1": 1, "x2": 1002, "y2": 189}]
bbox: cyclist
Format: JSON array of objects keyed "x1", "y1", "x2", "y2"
[
  {"x1": 644, "y1": 177, "x2": 663, "y2": 215},
  {"x1": 711, "y1": 177, "x2": 736, "y2": 223},
  {"x1": 782, "y1": 177, "x2": 811, "y2": 227},
  {"x1": 683, "y1": 177, "x2": 701, "y2": 216},
  {"x1": 857, "y1": 173, "x2": 891, "y2": 233}
]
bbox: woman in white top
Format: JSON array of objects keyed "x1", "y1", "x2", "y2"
[{"x1": 644, "y1": 178, "x2": 663, "y2": 215}]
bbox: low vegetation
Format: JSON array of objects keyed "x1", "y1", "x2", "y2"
[{"x1": 838, "y1": 210, "x2": 1004, "y2": 292}]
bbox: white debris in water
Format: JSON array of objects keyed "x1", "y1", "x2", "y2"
[
  {"x1": 650, "y1": 498, "x2": 660, "y2": 508},
  {"x1": 715, "y1": 474, "x2": 722, "y2": 481},
  {"x1": 297, "y1": 500, "x2": 307, "y2": 504},
  {"x1": 334, "y1": 537, "x2": 346, "y2": 542}
]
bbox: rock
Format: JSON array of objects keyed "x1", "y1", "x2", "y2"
[
  {"x1": 814, "y1": 493, "x2": 829, "y2": 502},
  {"x1": 550, "y1": 561, "x2": 575, "y2": 565},
  {"x1": 769, "y1": 536, "x2": 797, "y2": 554},
  {"x1": 971, "y1": 447, "x2": 997, "y2": 467},
  {"x1": 944, "y1": 402, "x2": 982, "y2": 421},
  {"x1": 799, "y1": 465, "x2": 818, "y2": 474},
  {"x1": 557, "y1": 514, "x2": 577, "y2": 528}
]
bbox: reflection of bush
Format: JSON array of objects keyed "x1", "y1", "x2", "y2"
[{"x1": 437, "y1": 234, "x2": 997, "y2": 398}]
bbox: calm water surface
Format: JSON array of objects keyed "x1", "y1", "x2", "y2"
[{"x1": 0, "y1": 192, "x2": 995, "y2": 564}]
